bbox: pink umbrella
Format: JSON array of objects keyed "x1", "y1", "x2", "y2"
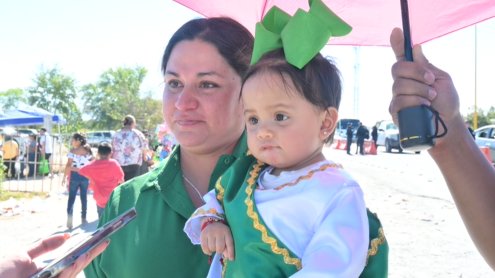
[
  {"x1": 173, "y1": 0, "x2": 495, "y2": 47},
  {"x1": 173, "y1": 0, "x2": 495, "y2": 151}
]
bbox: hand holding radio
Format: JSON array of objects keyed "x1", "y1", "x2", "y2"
[{"x1": 390, "y1": 28, "x2": 460, "y2": 150}]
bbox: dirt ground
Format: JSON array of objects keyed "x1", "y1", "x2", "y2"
[{"x1": 1, "y1": 145, "x2": 494, "y2": 277}]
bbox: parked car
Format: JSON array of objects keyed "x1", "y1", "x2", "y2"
[
  {"x1": 376, "y1": 120, "x2": 402, "y2": 153},
  {"x1": 334, "y1": 118, "x2": 360, "y2": 142},
  {"x1": 86, "y1": 131, "x2": 115, "y2": 147},
  {"x1": 376, "y1": 120, "x2": 421, "y2": 154},
  {"x1": 474, "y1": 124, "x2": 495, "y2": 163}
]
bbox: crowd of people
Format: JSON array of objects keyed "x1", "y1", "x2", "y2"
[
  {"x1": 1, "y1": 128, "x2": 54, "y2": 179},
  {"x1": 1, "y1": 2, "x2": 495, "y2": 277}
]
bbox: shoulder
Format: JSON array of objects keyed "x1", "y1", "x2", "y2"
[{"x1": 313, "y1": 162, "x2": 361, "y2": 191}]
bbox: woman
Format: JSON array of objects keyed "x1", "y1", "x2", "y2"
[
  {"x1": 84, "y1": 17, "x2": 254, "y2": 278},
  {"x1": 86, "y1": 17, "x2": 386, "y2": 278},
  {"x1": 62, "y1": 133, "x2": 93, "y2": 230},
  {"x1": 111, "y1": 115, "x2": 147, "y2": 181}
]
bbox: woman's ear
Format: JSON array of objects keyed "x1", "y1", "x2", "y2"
[{"x1": 320, "y1": 107, "x2": 338, "y2": 141}]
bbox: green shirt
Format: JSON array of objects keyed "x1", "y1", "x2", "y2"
[{"x1": 84, "y1": 135, "x2": 248, "y2": 278}]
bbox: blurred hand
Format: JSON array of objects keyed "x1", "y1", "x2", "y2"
[
  {"x1": 0, "y1": 234, "x2": 108, "y2": 278},
  {"x1": 200, "y1": 222, "x2": 235, "y2": 261}
]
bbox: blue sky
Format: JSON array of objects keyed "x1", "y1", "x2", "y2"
[{"x1": 1, "y1": 0, "x2": 494, "y2": 126}]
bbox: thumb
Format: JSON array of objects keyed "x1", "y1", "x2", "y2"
[
  {"x1": 28, "y1": 234, "x2": 70, "y2": 259},
  {"x1": 390, "y1": 28, "x2": 405, "y2": 61}
]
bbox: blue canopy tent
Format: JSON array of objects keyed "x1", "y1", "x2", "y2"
[{"x1": 0, "y1": 104, "x2": 65, "y2": 127}]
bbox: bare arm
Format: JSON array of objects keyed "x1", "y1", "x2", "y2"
[{"x1": 389, "y1": 28, "x2": 495, "y2": 269}]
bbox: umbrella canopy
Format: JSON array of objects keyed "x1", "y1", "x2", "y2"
[{"x1": 173, "y1": 0, "x2": 495, "y2": 46}]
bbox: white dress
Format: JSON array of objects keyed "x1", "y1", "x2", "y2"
[{"x1": 184, "y1": 160, "x2": 369, "y2": 277}]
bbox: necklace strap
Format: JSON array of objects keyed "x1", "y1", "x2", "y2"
[{"x1": 182, "y1": 174, "x2": 205, "y2": 203}]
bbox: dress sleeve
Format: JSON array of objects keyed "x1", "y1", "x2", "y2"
[
  {"x1": 291, "y1": 186, "x2": 369, "y2": 278},
  {"x1": 183, "y1": 189, "x2": 225, "y2": 244}
]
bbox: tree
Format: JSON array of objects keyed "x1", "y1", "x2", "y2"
[
  {"x1": 82, "y1": 67, "x2": 148, "y2": 130},
  {"x1": 134, "y1": 93, "x2": 163, "y2": 132},
  {"x1": 465, "y1": 106, "x2": 495, "y2": 129},
  {"x1": 27, "y1": 67, "x2": 82, "y2": 130},
  {"x1": 0, "y1": 88, "x2": 27, "y2": 110}
]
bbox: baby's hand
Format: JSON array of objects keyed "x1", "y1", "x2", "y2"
[{"x1": 200, "y1": 221, "x2": 235, "y2": 261}]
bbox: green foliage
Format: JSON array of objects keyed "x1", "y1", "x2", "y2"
[
  {"x1": 27, "y1": 67, "x2": 83, "y2": 132},
  {"x1": 134, "y1": 93, "x2": 163, "y2": 132},
  {"x1": 82, "y1": 67, "x2": 150, "y2": 130},
  {"x1": 465, "y1": 106, "x2": 495, "y2": 129},
  {"x1": 2, "y1": 65, "x2": 164, "y2": 134},
  {"x1": 0, "y1": 88, "x2": 27, "y2": 110}
]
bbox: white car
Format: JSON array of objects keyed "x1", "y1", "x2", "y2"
[
  {"x1": 474, "y1": 124, "x2": 495, "y2": 163},
  {"x1": 376, "y1": 120, "x2": 420, "y2": 154},
  {"x1": 86, "y1": 131, "x2": 115, "y2": 147}
]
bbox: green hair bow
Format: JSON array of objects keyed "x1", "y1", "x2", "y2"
[{"x1": 250, "y1": 0, "x2": 352, "y2": 69}]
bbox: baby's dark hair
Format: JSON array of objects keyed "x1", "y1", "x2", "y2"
[
  {"x1": 241, "y1": 49, "x2": 342, "y2": 143},
  {"x1": 97, "y1": 142, "x2": 112, "y2": 157}
]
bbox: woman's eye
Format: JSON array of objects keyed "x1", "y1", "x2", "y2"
[
  {"x1": 248, "y1": 116, "x2": 259, "y2": 125},
  {"x1": 275, "y1": 113, "x2": 288, "y2": 121},
  {"x1": 166, "y1": 80, "x2": 182, "y2": 89},
  {"x1": 199, "y1": 81, "x2": 219, "y2": 89}
]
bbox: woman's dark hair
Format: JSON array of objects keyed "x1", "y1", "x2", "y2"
[
  {"x1": 72, "y1": 133, "x2": 87, "y2": 145},
  {"x1": 241, "y1": 49, "x2": 342, "y2": 143},
  {"x1": 161, "y1": 17, "x2": 254, "y2": 78}
]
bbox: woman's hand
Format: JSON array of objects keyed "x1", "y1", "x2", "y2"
[{"x1": 200, "y1": 222, "x2": 235, "y2": 261}]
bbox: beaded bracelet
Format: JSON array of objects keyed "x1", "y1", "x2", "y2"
[{"x1": 200, "y1": 217, "x2": 226, "y2": 231}]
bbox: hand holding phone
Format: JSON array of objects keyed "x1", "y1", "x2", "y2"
[{"x1": 31, "y1": 207, "x2": 137, "y2": 278}]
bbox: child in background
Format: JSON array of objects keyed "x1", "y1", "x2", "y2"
[
  {"x1": 79, "y1": 142, "x2": 124, "y2": 219},
  {"x1": 184, "y1": 2, "x2": 387, "y2": 277}
]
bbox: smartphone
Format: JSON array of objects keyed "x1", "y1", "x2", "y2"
[{"x1": 31, "y1": 207, "x2": 137, "y2": 278}]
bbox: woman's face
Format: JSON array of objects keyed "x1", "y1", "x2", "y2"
[
  {"x1": 71, "y1": 138, "x2": 81, "y2": 148},
  {"x1": 162, "y1": 39, "x2": 244, "y2": 154}
]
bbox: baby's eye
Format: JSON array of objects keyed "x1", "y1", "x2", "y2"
[
  {"x1": 247, "y1": 116, "x2": 259, "y2": 125},
  {"x1": 199, "y1": 81, "x2": 219, "y2": 89},
  {"x1": 275, "y1": 113, "x2": 289, "y2": 121}
]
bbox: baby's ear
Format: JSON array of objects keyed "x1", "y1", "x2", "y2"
[{"x1": 320, "y1": 107, "x2": 338, "y2": 141}]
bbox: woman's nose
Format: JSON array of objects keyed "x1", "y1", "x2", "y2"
[{"x1": 175, "y1": 85, "x2": 198, "y2": 110}]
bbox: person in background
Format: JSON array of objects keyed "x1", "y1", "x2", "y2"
[
  {"x1": 355, "y1": 122, "x2": 369, "y2": 155},
  {"x1": 346, "y1": 122, "x2": 353, "y2": 155},
  {"x1": 79, "y1": 143, "x2": 124, "y2": 219},
  {"x1": 1, "y1": 135, "x2": 19, "y2": 179},
  {"x1": 0, "y1": 234, "x2": 108, "y2": 278},
  {"x1": 62, "y1": 133, "x2": 93, "y2": 229},
  {"x1": 19, "y1": 134, "x2": 38, "y2": 178},
  {"x1": 371, "y1": 125, "x2": 378, "y2": 149},
  {"x1": 465, "y1": 120, "x2": 475, "y2": 139},
  {"x1": 38, "y1": 128, "x2": 53, "y2": 176},
  {"x1": 111, "y1": 115, "x2": 147, "y2": 181},
  {"x1": 389, "y1": 27, "x2": 495, "y2": 270}
]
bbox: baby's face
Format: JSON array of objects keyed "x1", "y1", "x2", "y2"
[{"x1": 242, "y1": 71, "x2": 327, "y2": 172}]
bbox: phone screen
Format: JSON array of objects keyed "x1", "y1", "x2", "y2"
[{"x1": 31, "y1": 207, "x2": 137, "y2": 278}]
